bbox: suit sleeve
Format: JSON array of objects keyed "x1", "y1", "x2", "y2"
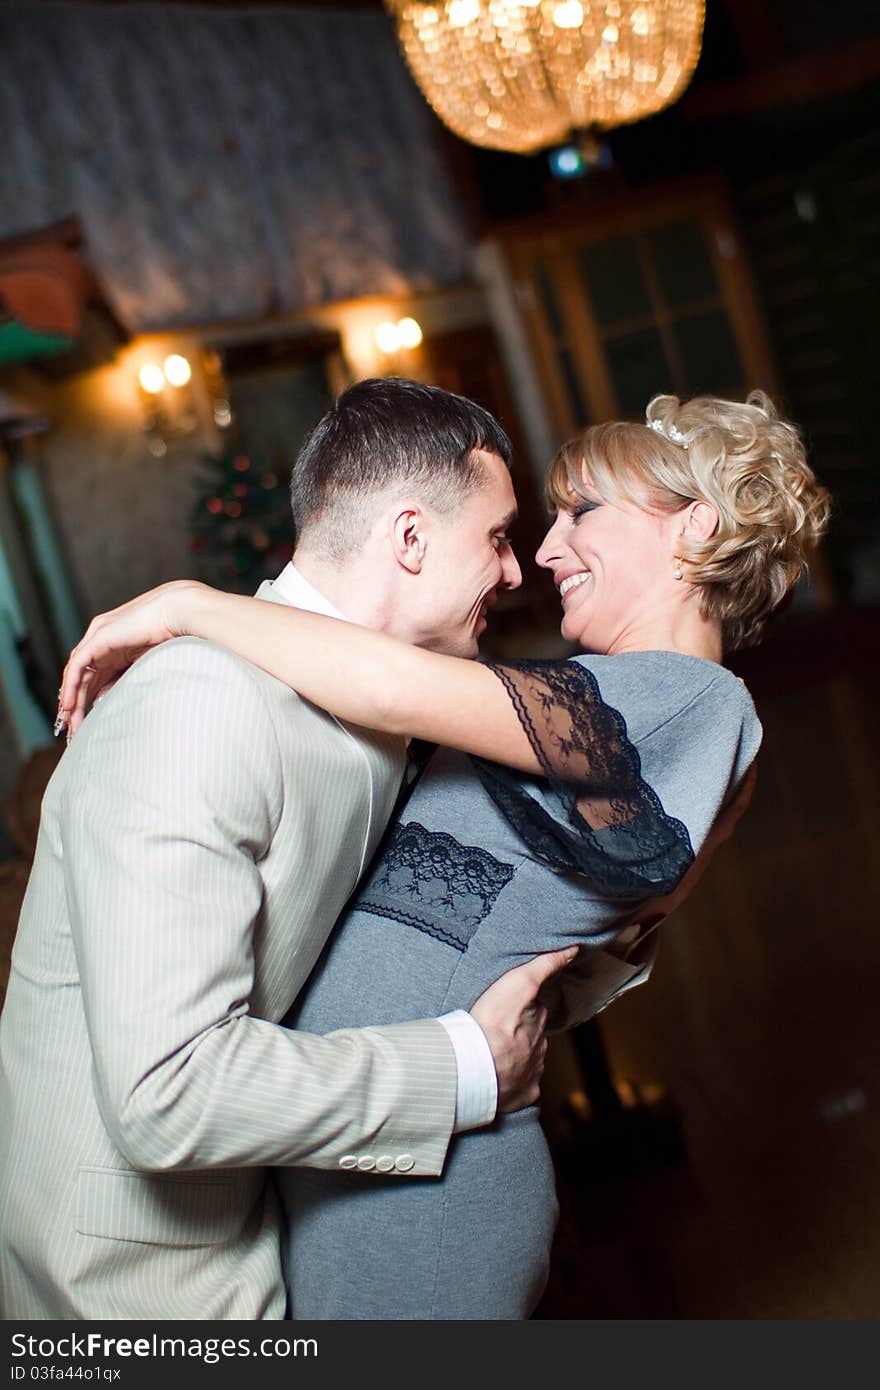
[{"x1": 61, "y1": 641, "x2": 457, "y2": 1177}]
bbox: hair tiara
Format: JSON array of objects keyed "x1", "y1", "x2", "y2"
[{"x1": 648, "y1": 417, "x2": 689, "y2": 449}]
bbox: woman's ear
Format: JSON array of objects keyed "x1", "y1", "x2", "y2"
[
  {"x1": 682, "y1": 499, "x2": 719, "y2": 542},
  {"x1": 391, "y1": 506, "x2": 426, "y2": 573}
]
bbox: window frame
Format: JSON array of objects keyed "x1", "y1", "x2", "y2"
[{"x1": 500, "y1": 175, "x2": 780, "y2": 434}]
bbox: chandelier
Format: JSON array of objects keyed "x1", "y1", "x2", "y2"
[{"x1": 385, "y1": 0, "x2": 705, "y2": 155}]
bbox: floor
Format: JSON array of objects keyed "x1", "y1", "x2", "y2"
[{"x1": 535, "y1": 957, "x2": 880, "y2": 1319}]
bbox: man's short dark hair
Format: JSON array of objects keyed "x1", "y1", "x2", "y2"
[{"x1": 290, "y1": 377, "x2": 513, "y2": 560}]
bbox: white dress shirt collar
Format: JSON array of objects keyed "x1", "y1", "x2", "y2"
[{"x1": 267, "y1": 562, "x2": 348, "y2": 621}]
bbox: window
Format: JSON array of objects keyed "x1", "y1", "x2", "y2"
[{"x1": 505, "y1": 178, "x2": 779, "y2": 432}]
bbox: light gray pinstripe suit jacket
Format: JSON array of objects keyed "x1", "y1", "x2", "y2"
[{"x1": 0, "y1": 584, "x2": 457, "y2": 1320}]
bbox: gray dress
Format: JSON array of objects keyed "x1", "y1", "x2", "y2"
[{"x1": 278, "y1": 652, "x2": 761, "y2": 1319}]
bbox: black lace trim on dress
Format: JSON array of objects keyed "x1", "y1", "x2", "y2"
[
  {"x1": 473, "y1": 659, "x2": 694, "y2": 898},
  {"x1": 357, "y1": 820, "x2": 516, "y2": 951}
]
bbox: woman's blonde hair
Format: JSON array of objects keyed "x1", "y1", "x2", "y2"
[{"x1": 546, "y1": 391, "x2": 831, "y2": 651}]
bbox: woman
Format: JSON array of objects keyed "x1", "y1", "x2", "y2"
[{"x1": 59, "y1": 390, "x2": 829, "y2": 1319}]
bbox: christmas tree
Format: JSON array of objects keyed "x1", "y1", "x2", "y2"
[{"x1": 189, "y1": 448, "x2": 294, "y2": 593}]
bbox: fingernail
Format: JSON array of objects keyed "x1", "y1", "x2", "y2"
[{"x1": 53, "y1": 712, "x2": 68, "y2": 738}]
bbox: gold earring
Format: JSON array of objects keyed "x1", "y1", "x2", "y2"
[{"x1": 672, "y1": 558, "x2": 684, "y2": 580}]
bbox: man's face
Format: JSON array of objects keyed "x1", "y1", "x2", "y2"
[{"x1": 415, "y1": 449, "x2": 522, "y2": 658}]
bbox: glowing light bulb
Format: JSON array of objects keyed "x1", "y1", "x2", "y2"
[
  {"x1": 448, "y1": 0, "x2": 480, "y2": 27},
  {"x1": 138, "y1": 364, "x2": 165, "y2": 395},
  {"x1": 396, "y1": 317, "x2": 423, "y2": 349},
  {"x1": 553, "y1": 1, "x2": 584, "y2": 29},
  {"x1": 374, "y1": 321, "x2": 401, "y2": 354},
  {"x1": 163, "y1": 353, "x2": 192, "y2": 387}
]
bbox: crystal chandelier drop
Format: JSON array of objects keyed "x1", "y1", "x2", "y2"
[{"x1": 385, "y1": 0, "x2": 705, "y2": 155}]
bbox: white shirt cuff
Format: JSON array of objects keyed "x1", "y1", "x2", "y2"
[{"x1": 437, "y1": 1010, "x2": 498, "y2": 1132}]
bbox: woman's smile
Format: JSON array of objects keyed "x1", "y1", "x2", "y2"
[{"x1": 558, "y1": 571, "x2": 592, "y2": 602}]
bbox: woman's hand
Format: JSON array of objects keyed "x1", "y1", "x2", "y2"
[{"x1": 57, "y1": 580, "x2": 207, "y2": 738}]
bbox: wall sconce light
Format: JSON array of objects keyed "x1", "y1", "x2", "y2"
[
  {"x1": 163, "y1": 353, "x2": 192, "y2": 387},
  {"x1": 373, "y1": 316, "x2": 424, "y2": 370},
  {"x1": 137, "y1": 352, "x2": 197, "y2": 455}
]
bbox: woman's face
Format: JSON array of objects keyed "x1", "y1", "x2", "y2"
[{"x1": 536, "y1": 477, "x2": 683, "y2": 654}]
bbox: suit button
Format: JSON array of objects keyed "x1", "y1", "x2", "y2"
[
  {"x1": 375, "y1": 1156, "x2": 395, "y2": 1173},
  {"x1": 357, "y1": 1155, "x2": 376, "y2": 1171},
  {"x1": 395, "y1": 1153, "x2": 415, "y2": 1173},
  {"x1": 339, "y1": 1155, "x2": 358, "y2": 1170}
]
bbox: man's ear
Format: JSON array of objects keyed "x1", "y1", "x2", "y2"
[
  {"x1": 681, "y1": 499, "x2": 719, "y2": 543},
  {"x1": 391, "y1": 506, "x2": 426, "y2": 573}
]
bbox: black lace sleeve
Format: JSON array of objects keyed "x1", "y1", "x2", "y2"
[{"x1": 472, "y1": 659, "x2": 694, "y2": 899}]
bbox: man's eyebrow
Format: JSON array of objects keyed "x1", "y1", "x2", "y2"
[{"x1": 494, "y1": 509, "x2": 518, "y2": 532}]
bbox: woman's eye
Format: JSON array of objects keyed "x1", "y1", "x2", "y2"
[{"x1": 572, "y1": 500, "x2": 598, "y2": 520}]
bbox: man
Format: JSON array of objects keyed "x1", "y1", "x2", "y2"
[{"x1": 0, "y1": 379, "x2": 572, "y2": 1320}]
